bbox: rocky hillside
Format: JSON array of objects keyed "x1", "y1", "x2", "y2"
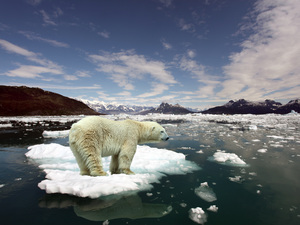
[
  {"x1": 202, "y1": 99, "x2": 300, "y2": 115},
  {"x1": 0, "y1": 86, "x2": 101, "y2": 116}
]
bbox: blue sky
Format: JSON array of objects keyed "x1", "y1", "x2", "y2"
[{"x1": 1, "y1": 0, "x2": 299, "y2": 108}]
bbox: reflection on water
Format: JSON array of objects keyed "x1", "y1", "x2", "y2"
[{"x1": 39, "y1": 194, "x2": 172, "y2": 221}]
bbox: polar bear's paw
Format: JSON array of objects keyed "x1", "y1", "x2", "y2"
[
  {"x1": 120, "y1": 168, "x2": 135, "y2": 175},
  {"x1": 90, "y1": 170, "x2": 108, "y2": 176},
  {"x1": 111, "y1": 168, "x2": 135, "y2": 175}
]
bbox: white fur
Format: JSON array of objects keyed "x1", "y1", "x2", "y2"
[{"x1": 69, "y1": 116, "x2": 169, "y2": 176}]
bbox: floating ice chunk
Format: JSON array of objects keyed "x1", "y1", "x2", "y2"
[
  {"x1": 207, "y1": 205, "x2": 218, "y2": 212},
  {"x1": 180, "y1": 203, "x2": 187, "y2": 208},
  {"x1": 229, "y1": 176, "x2": 243, "y2": 183},
  {"x1": 208, "y1": 151, "x2": 248, "y2": 167},
  {"x1": 26, "y1": 144, "x2": 200, "y2": 198},
  {"x1": 194, "y1": 182, "x2": 217, "y2": 202},
  {"x1": 0, "y1": 124, "x2": 12, "y2": 128},
  {"x1": 189, "y1": 207, "x2": 207, "y2": 224},
  {"x1": 42, "y1": 130, "x2": 69, "y2": 138},
  {"x1": 0, "y1": 184, "x2": 5, "y2": 188},
  {"x1": 257, "y1": 149, "x2": 267, "y2": 153},
  {"x1": 249, "y1": 125, "x2": 258, "y2": 130}
]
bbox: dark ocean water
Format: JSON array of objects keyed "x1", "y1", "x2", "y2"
[{"x1": 0, "y1": 117, "x2": 299, "y2": 225}]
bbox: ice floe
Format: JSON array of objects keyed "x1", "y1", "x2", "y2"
[
  {"x1": 208, "y1": 150, "x2": 248, "y2": 167},
  {"x1": 257, "y1": 149, "x2": 268, "y2": 153},
  {"x1": 207, "y1": 205, "x2": 218, "y2": 212},
  {"x1": 194, "y1": 182, "x2": 217, "y2": 202},
  {"x1": 26, "y1": 143, "x2": 200, "y2": 198},
  {"x1": 189, "y1": 207, "x2": 207, "y2": 224},
  {"x1": 42, "y1": 130, "x2": 69, "y2": 138}
]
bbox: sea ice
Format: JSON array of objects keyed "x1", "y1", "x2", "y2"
[
  {"x1": 207, "y1": 205, "x2": 218, "y2": 212},
  {"x1": 229, "y1": 176, "x2": 243, "y2": 183},
  {"x1": 42, "y1": 130, "x2": 70, "y2": 138},
  {"x1": 189, "y1": 207, "x2": 207, "y2": 224},
  {"x1": 208, "y1": 151, "x2": 248, "y2": 167},
  {"x1": 257, "y1": 149, "x2": 268, "y2": 153},
  {"x1": 26, "y1": 143, "x2": 200, "y2": 198},
  {"x1": 194, "y1": 182, "x2": 217, "y2": 202}
]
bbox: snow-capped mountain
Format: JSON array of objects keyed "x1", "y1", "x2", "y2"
[
  {"x1": 140, "y1": 102, "x2": 193, "y2": 115},
  {"x1": 202, "y1": 99, "x2": 300, "y2": 114},
  {"x1": 78, "y1": 99, "x2": 154, "y2": 114},
  {"x1": 275, "y1": 98, "x2": 300, "y2": 114}
]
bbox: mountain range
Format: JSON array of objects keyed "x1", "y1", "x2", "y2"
[
  {"x1": 79, "y1": 99, "x2": 153, "y2": 115},
  {"x1": 202, "y1": 99, "x2": 300, "y2": 115},
  {"x1": 0, "y1": 86, "x2": 299, "y2": 116}
]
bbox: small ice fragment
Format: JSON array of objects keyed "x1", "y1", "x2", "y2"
[
  {"x1": 229, "y1": 176, "x2": 243, "y2": 183},
  {"x1": 252, "y1": 139, "x2": 260, "y2": 142},
  {"x1": 180, "y1": 203, "x2": 187, "y2": 208},
  {"x1": 146, "y1": 192, "x2": 153, "y2": 197},
  {"x1": 256, "y1": 190, "x2": 261, "y2": 194},
  {"x1": 0, "y1": 184, "x2": 5, "y2": 188},
  {"x1": 248, "y1": 125, "x2": 257, "y2": 130},
  {"x1": 257, "y1": 149, "x2": 267, "y2": 153},
  {"x1": 207, "y1": 205, "x2": 218, "y2": 212},
  {"x1": 189, "y1": 207, "x2": 207, "y2": 224},
  {"x1": 194, "y1": 182, "x2": 217, "y2": 202},
  {"x1": 103, "y1": 220, "x2": 109, "y2": 225},
  {"x1": 196, "y1": 150, "x2": 204, "y2": 154}
]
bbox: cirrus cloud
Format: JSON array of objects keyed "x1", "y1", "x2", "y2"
[
  {"x1": 219, "y1": 0, "x2": 300, "y2": 101},
  {"x1": 89, "y1": 50, "x2": 177, "y2": 96}
]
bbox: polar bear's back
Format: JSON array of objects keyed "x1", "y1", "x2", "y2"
[{"x1": 70, "y1": 116, "x2": 129, "y2": 136}]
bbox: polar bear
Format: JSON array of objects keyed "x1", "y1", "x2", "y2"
[{"x1": 69, "y1": 116, "x2": 169, "y2": 176}]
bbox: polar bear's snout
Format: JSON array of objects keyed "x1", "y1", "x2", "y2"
[{"x1": 161, "y1": 130, "x2": 169, "y2": 141}]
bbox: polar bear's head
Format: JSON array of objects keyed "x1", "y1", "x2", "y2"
[{"x1": 143, "y1": 121, "x2": 169, "y2": 143}]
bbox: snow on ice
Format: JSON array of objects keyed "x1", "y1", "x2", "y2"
[
  {"x1": 208, "y1": 150, "x2": 248, "y2": 167},
  {"x1": 26, "y1": 143, "x2": 200, "y2": 198}
]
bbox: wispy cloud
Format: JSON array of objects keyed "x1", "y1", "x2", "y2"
[
  {"x1": 40, "y1": 10, "x2": 57, "y2": 26},
  {"x1": 0, "y1": 39, "x2": 77, "y2": 81},
  {"x1": 98, "y1": 30, "x2": 110, "y2": 38},
  {"x1": 219, "y1": 0, "x2": 300, "y2": 101},
  {"x1": 20, "y1": 31, "x2": 69, "y2": 48},
  {"x1": 0, "y1": 39, "x2": 35, "y2": 57},
  {"x1": 4, "y1": 65, "x2": 62, "y2": 79},
  {"x1": 89, "y1": 50, "x2": 177, "y2": 96},
  {"x1": 161, "y1": 38, "x2": 172, "y2": 50},
  {"x1": 0, "y1": 39, "x2": 63, "y2": 72},
  {"x1": 178, "y1": 18, "x2": 195, "y2": 32},
  {"x1": 158, "y1": 0, "x2": 173, "y2": 8},
  {"x1": 39, "y1": 8, "x2": 63, "y2": 26}
]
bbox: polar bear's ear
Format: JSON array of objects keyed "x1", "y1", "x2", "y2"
[{"x1": 152, "y1": 126, "x2": 156, "y2": 131}]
